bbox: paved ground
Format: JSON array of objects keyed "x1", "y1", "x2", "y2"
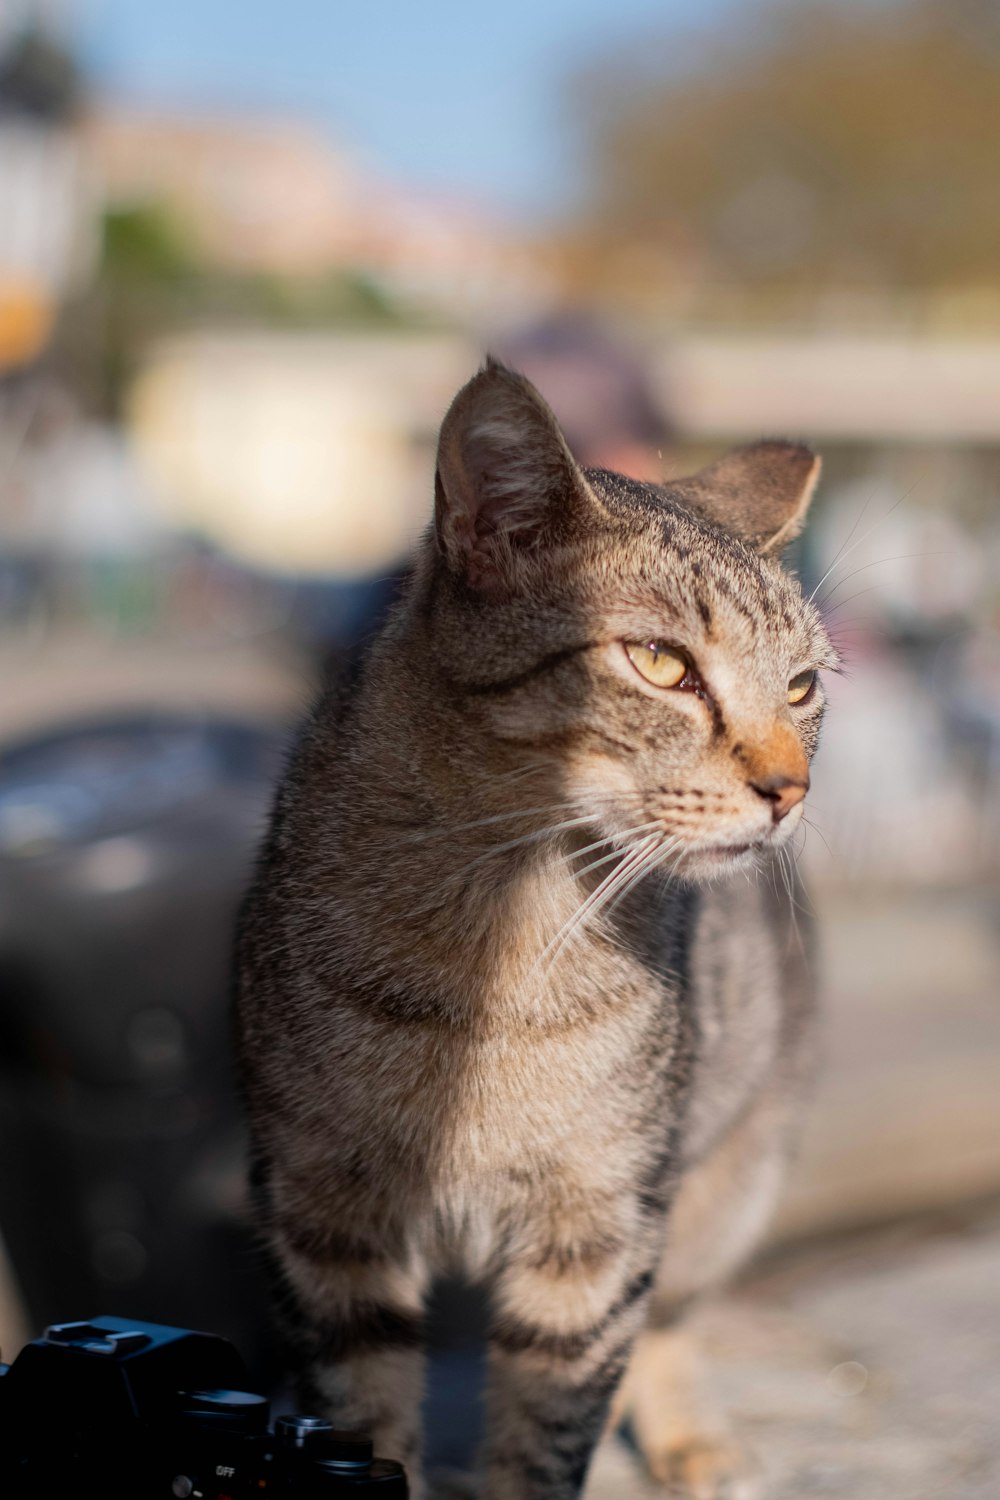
[
  {"x1": 586, "y1": 1203, "x2": 1000, "y2": 1498},
  {"x1": 774, "y1": 881, "x2": 1000, "y2": 1242}
]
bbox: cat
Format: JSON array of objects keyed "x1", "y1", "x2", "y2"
[{"x1": 234, "y1": 359, "x2": 837, "y2": 1500}]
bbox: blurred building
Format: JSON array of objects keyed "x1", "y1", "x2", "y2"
[
  {"x1": 127, "y1": 329, "x2": 477, "y2": 576},
  {"x1": 651, "y1": 334, "x2": 1000, "y2": 449},
  {"x1": 82, "y1": 105, "x2": 549, "y2": 321},
  {"x1": 360, "y1": 179, "x2": 552, "y2": 325},
  {"x1": 83, "y1": 108, "x2": 366, "y2": 277}
]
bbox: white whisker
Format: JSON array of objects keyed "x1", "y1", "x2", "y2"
[
  {"x1": 801, "y1": 815, "x2": 833, "y2": 860},
  {"x1": 399, "y1": 796, "x2": 640, "y2": 844},
  {"x1": 535, "y1": 835, "x2": 660, "y2": 978},
  {"x1": 491, "y1": 760, "x2": 550, "y2": 784},
  {"x1": 602, "y1": 838, "x2": 669, "y2": 923},
  {"x1": 807, "y1": 487, "x2": 914, "y2": 605},
  {"x1": 659, "y1": 838, "x2": 691, "y2": 884},
  {"x1": 816, "y1": 552, "x2": 935, "y2": 614},
  {"x1": 571, "y1": 827, "x2": 678, "y2": 886},
  {"x1": 777, "y1": 846, "x2": 809, "y2": 958},
  {"x1": 559, "y1": 822, "x2": 664, "y2": 868},
  {"x1": 410, "y1": 813, "x2": 605, "y2": 912}
]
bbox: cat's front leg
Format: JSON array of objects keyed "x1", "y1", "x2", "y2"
[
  {"x1": 480, "y1": 1216, "x2": 659, "y2": 1500},
  {"x1": 268, "y1": 1220, "x2": 431, "y2": 1499}
]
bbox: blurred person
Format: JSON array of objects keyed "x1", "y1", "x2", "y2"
[{"x1": 497, "y1": 311, "x2": 671, "y2": 480}]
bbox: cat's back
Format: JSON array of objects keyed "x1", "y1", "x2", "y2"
[{"x1": 235, "y1": 663, "x2": 370, "y2": 1052}]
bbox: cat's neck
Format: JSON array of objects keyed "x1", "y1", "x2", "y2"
[{"x1": 326, "y1": 746, "x2": 677, "y2": 1028}]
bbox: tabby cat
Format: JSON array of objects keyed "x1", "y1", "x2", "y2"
[{"x1": 235, "y1": 360, "x2": 836, "y2": 1500}]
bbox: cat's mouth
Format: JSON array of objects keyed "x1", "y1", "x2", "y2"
[
  {"x1": 699, "y1": 842, "x2": 757, "y2": 862},
  {"x1": 680, "y1": 838, "x2": 774, "y2": 873},
  {"x1": 685, "y1": 810, "x2": 804, "y2": 868}
]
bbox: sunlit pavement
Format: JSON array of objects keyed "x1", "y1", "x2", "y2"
[
  {"x1": 588, "y1": 1203, "x2": 1000, "y2": 1498},
  {"x1": 779, "y1": 882, "x2": 1000, "y2": 1238}
]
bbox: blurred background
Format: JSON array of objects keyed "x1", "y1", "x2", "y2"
[{"x1": 1, "y1": 0, "x2": 999, "y2": 1493}]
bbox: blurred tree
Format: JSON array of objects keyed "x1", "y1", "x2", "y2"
[
  {"x1": 102, "y1": 206, "x2": 198, "y2": 284},
  {"x1": 53, "y1": 203, "x2": 435, "y2": 417},
  {"x1": 575, "y1": 0, "x2": 1000, "y2": 303}
]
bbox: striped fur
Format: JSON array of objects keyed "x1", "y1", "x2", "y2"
[{"x1": 235, "y1": 363, "x2": 834, "y2": 1498}]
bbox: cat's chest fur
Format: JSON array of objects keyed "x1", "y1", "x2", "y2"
[{"x1": 269, "y1": 832, "x2": 688, "y2": 1155}]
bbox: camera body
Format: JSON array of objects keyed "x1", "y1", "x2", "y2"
[{"x1": 0, "y1": 1315, "x2": 408, "y2": 1497}]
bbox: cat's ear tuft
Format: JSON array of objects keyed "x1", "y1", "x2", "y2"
[
  {"x1": 434, "y1": 360, "x2": 600, "y2": 591},
  {"x1": 684, "y1": 440, "x2": 821, "y2": 554}
]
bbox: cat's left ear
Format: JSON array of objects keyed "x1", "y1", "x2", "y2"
[
  {"x1": 434, "y1": 358, "x2": 604, "y2": 592},
  {"x1": 683, "y1": 440, "x2": 821, "y2": 554}
]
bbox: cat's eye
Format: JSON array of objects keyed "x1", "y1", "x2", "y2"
[
  {"x1": 625, "y1": 641, "x2": 690, "y2": 689},
  {"x1": 787, "y1": 670, "x2": 817, "y2": 705}
]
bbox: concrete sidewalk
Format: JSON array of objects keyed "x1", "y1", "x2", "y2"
[{"x1": 588, "y1": 1202, "x2": 1000, "y2": 1498}]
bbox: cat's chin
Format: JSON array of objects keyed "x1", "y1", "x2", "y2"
[{"x1": 676, "y1": 842, "x2": 764, "y2": 882}]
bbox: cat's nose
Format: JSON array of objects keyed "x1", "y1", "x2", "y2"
[{"x1": 750, "y1": 772, "x2": 809, "y2": 823}]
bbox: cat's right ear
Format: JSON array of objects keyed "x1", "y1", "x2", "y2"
[
  {"x1": 434, "y1": 359, "x2": 602, "y2": 593},
  {"x1": 683, "y1": 441, "x2": 821, "y2": 554}
]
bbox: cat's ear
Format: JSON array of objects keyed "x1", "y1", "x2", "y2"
[
  {"x1": 684, "y1": 441, "x2": 821, "y2": 554},
  {"x1": 434, "y1": 358, "x2": 601, "y2": 591}
]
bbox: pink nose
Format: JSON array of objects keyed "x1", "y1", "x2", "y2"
[{"x1": 750, "y1": 772, "x2": 809, "y2": 823}]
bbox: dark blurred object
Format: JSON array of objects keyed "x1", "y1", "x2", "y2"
[
  {"x1": 0, "y1": 22, "x2": 81, "y2": 123},
  {"x1": 0, "y1": 1314, "x2": 408, "y2": 1497},
  {"x1": 497, "y1": 312, "x2": 670, "y2": 477},
  {"x1": 291, "y1": 568, "x2": 408, "y2": 685},
  {"x1": 0, "y1": 714, "x2": 287, "y2": 1378}
]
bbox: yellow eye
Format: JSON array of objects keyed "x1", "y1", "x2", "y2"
[
  {"x1": 788, "y1": 669, "x2": 817, "y2": 705},
  {"x1": 625, "y1": 641, "x2": 690, "y2": 689}
]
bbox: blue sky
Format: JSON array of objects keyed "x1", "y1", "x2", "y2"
[{"x1": 74, "y1": 0, "x2": 742, "y2": 220}]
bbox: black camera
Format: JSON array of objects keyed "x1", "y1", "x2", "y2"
[{"x1": 0, "y1": 1315, "x2": 408, "y2": 1497}]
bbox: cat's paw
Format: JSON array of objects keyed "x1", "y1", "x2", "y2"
[{"x1": 646, "y1": 1435, "x2": 762, "y2": 1500}]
